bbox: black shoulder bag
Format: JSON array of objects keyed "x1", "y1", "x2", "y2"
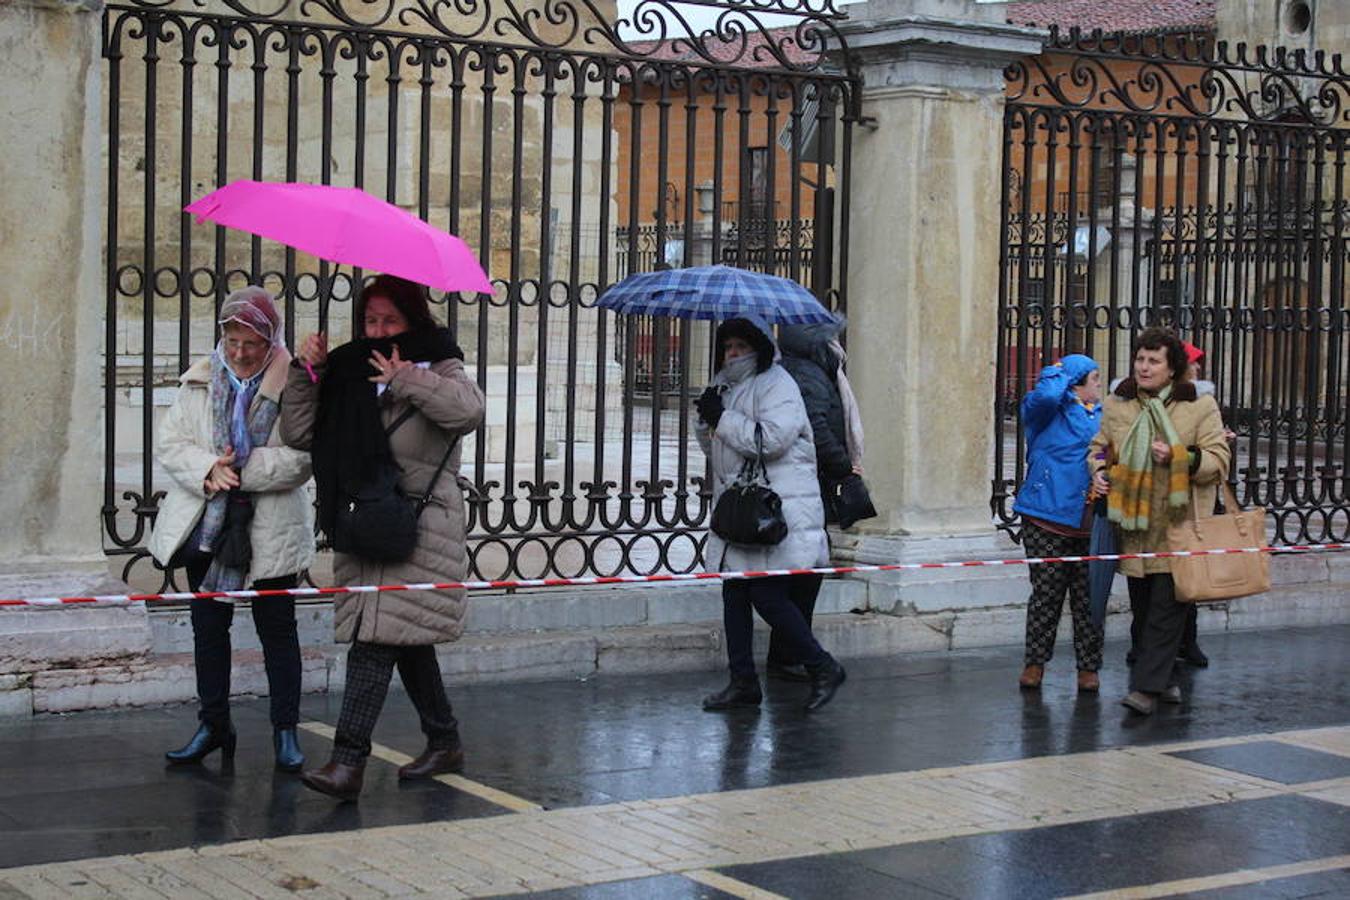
[
  {"x1": 711, "y1": 425, "x2": 789, "y2": 546},
  {"x1": 332, "y1": 407, "x2": 458, "y2": 563}
]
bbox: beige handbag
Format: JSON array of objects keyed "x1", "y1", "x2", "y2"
[{"x1": 1166, "y1": 481, "x2": 1270, "y2": 603}]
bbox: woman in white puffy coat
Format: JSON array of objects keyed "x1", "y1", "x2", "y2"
[
  {"x1": 694, "y1": 314, "x2": 845, "y2": 712},
  {"x1": 148, "y1": 287, "x2": 314, "y2": 772}
]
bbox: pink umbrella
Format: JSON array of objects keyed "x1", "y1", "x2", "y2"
[{"x1": 184, "y1": 180, "x2": 493, "y2": 294}]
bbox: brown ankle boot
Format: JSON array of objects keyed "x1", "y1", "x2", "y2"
[
  {"x1": 301, "y1": 760, "x2": 365, "y2": 802},
  {"x1": 1019, "y1": 664, "x2": 1044, "y2": 689},
  {"x1": 1077, "y1": 670, "x2": 1100, "y2": 693},
  {"x1": 398, "y1": 746, "x2": 465, "y2": 780}
]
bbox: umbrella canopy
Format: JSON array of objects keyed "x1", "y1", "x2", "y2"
[
  {"x1": 185, "y1": 180, "x2": 492, "y2": 294},
  {"x1": 598, "y1": 264, "x2": 836, "y2": 324}
]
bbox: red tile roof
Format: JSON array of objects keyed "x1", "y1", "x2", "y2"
[
  {"x1": 1006, "y1": 0, "x2": 1216, "y2": 35},
  {"x1": 624, "y1": 27, "x2": 819, "y2": 69}
]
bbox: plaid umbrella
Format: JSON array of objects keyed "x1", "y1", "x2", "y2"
[{"x1": 598, "y1": 265, "x2": 836, "y2": 324}]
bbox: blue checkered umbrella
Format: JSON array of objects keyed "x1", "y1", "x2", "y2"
[{"x1": 598, "y1": 265, "x2": 836, "y2": 324}]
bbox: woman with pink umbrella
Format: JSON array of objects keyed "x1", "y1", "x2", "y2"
[{"x1": 280, "y1": 275, "x2": 484, "y2": 802}]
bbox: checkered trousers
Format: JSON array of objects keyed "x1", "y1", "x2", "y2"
[
  {"x1": 1022, "y1": 521, "x2": 1104, "y2": 671},
  {"x1": 332, "y1": 642, "x2": 458, "y2": 766}
]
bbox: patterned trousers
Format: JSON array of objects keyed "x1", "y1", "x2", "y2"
[
  {"x1": 1022, "y1": 522, "x2": 1104, "y2": 671},
  {"x1": 332, "y1": 642, "x2": 459, "y2": 766}
]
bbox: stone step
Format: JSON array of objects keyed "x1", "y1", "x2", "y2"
[{"x1": 2, "y1": 578, "x2": 1344, "y2": 716}]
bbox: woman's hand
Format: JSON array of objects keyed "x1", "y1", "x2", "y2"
[
  {"x1": 1151, "y1": 440, "x2": 1172, "y2": 465},
  {"x1": 851, "y1": 464, "x2": 864, "y2": 476},
  {"x1": 368, "y1": 346, "x2": 413, "y2": 385},
  {"x1": 694, "y1": 386, "x2": 724, "y2": 428},
  {"x1": 298, "y1": 332, "x2": 328, "y2": 367},
  {"x1": 204, "y1": 448, "x2": 239, "y2": 494},
  {"x1": 1092, "y1": 470, "x2": 1110, "y2": 496}
]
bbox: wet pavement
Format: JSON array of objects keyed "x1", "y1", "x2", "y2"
[{"x1": 0, "y1": 624, "x2": 1346, "y2": 898}]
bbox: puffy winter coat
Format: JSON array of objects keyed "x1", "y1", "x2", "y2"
[
  {"x1": 148, "y1": 349, "x2": 315, "y2": 581},
  {"x1": 696, "y1": 318, "x2": 829, "y2": 574},
  {"x1": 778, "y1": 324, "x2": 852, "y2": 522},
  {"x1": 280, "y1": 356, "x2": 485, "y2": 645},
  {"x1": 1012, "y1": 355, "x2": 1102, "y2": 530},
  {"x1": 1088, "y1": 380, "x2": 1230, "y2": 577}
]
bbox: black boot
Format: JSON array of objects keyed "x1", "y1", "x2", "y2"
[
  {"x1": 804, "y1": 657, "x2": 846, "y2": 712},
  {"x1": 165, "y1": 722, "x2": 237, "y2": 765},
  {"x1": 274, "y1": 728, "x2": 305, "y2": 773},
  {"x1": 702, "y1": 675, "x2": 762, "y2": 711},
  {"x1": 1178, "y1": 642, "x2": 1210, "y2": 668}
]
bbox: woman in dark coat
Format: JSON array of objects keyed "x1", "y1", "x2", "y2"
[{"x1": 771, "y1": 321, "x2": 863, "y2": 681}]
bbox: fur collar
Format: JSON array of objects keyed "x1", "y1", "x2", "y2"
[{"x1": 1112, "y1": 376, "x2": 1197, "y2": 403}]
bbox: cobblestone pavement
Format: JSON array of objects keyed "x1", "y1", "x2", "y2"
[{"x1": 0, "y1": 627, "x2": 1346, "y2": 898}]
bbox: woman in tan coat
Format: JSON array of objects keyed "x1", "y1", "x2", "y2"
[
  {"x1": 1089, "y1": 327, "x2": 1229, "y2": 715},
  {"x1": 281, "y1": 275, "x2": 485, "y2": 801}
]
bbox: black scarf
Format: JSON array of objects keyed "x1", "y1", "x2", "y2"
[{"x1": 312, "y1": 326, "x2": 464, "y2": 538}]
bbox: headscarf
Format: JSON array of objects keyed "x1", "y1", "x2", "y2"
[{"x1": 1107, "y1": 384, "x2": 1190, "y2": 532}]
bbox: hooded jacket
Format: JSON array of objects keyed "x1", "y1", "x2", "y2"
[
  {"x1": 696, "y1": 315, "x2": 829, "y2": 573},
  {"x1": 148, "y1": 349, "x2": 315, "y2": 581},
  {"x1": 778, "y1": 323, "x2": 852, "y2": 521},
  {"x1": 1012, "y1": 354, "x2": 1102, "y2": 530}
]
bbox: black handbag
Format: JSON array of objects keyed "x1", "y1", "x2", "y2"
[
  {"x1": 332, "y1": 407, "x2": 458, "y2": 563},
  {"x1": 711, "y1": 426, "x2": 789, "y2": 546},
  {"x1": 831, "y1": 473, "x2": 877, "y2": 529}
]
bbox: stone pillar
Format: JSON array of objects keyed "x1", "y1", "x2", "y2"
[
  {"x1": 0, "y1": 1, "x2": 163, "y2": 716},
  {"x1": 0, "y1": 0, "x2": 106, "y2": 570},
  {"x1": 827, "y1": 1, "x2": 1043, "y2": 582}
]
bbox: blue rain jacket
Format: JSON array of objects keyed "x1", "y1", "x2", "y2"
[{"x1": 1012, "y1": 354, "x2": 1102, "y2": 529}]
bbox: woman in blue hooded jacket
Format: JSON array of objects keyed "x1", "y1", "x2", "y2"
[{"x1": 1012, "y1": 354, "x2": 1105, "y2": 692}]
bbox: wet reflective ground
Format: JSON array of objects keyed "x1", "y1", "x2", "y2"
[{"x1": 0, "y1": 625, "x2": 1346, "y2": 897}]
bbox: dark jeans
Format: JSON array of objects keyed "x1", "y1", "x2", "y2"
[
  {"x1": 766, "y1": 574, "x2": 823, "y2": 667},
  {"x1": 184, "y1": 556, "x2": 301, "y2": 730},
  {"x1": 724, "y1": 574, "x2": 828, "y2": 678},
  {"x1": 1127, "y1": 574, "x2": 1188, "y2": 694},
  {"x1": 332, "y1": 642, "x2": 459, "y2": 766}
]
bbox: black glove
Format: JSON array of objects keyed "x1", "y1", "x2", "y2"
[{"x1": 695, "y1": 386, "x2": 724, "y2": 429}]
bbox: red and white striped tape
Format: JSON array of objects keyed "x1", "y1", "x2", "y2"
[{"x1": 2, "y1": 543, "x2": 1346, "y2": 608}]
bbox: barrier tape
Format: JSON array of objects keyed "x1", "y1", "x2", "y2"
[{"x1": 1, "y1": 542, "x2": 1346, "y2": 608}]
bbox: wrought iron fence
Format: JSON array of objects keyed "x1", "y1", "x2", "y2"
[
  {"x1": 101, "y1": 0, "x2": 859, "y2": 588},
  {"x1": 995, "y1": 28, "x2": 1350, "y2": 545}
]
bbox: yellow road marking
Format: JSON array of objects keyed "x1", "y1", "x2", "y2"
[
  {"x1": 298, "y1": 720, "x2": 544, "y2": 813},
  {"x1": 1061, "y1": 854, "x2": 1350, "y2": 899},
  {"x1": 684, "y1": 868, "x2": 790, "y2": 900}
]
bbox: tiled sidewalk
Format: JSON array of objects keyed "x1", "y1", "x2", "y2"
[{"x1": 1, "y1": 725, "x2": 1346, "y2": 898}]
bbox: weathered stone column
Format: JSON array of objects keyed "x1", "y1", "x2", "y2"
[
  {"x1": 0, "y1": 0, "x2": 147, "y2": 715},
  {"x1": 827, "y1": 0, "x2": 1044, "y2": 620},
  {"x1": 0, "y1": 0, "x2": 106, "y2": 570}
]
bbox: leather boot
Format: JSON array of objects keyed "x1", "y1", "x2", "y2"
[
  {"x1": 701, "y1": 675, "x2": 762, "y2": 711},
  {"x1": 273, "y1": 728, "x2": 305, "y2": 773},
  {"x1": 1076, "y1": 670, "x2": 1100, "y2": 693},
  {"x1": 301, "y1": 760, "x2": 365, "y2": 802},
  {"x1": 804, "y1": 657, "x2": 846, "y2": 712},
  {"x1": 1178, "y1": 643, "x2": 1209, "y2": 668},
  {"x1": 165, "y1": 723, "x2": 237, "y2": 765},
  {"x1": 1019, "y1": 665, "x2": 1044, "y2": 689},
  {"x1": 398, "y1": 745, "x2": 465, "y2": 780}
]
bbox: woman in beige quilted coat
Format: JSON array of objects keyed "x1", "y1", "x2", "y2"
[{"x1": 281, "y1": 275, "x2": 484, "y2": 802}]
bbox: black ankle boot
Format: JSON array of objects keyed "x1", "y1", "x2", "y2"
[
  {"x1": 166, "y1": 723, "x2": 237, "y2": 765},
  {"x1": 274, "y1": 728, "x2": 305, "y2": 773},
  {"x1": 804, "y1": 657, "x2": 846, "y2": 712},
  {"x1": 702, "y1": 675, "x2": 763, "y2": 711}
]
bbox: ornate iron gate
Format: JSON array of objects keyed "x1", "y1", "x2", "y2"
[
  {"x1": 994, "y1": 28, "x2": 1350, "y2": 545},
  {"x1": 101, "y1": 0, "x2": 858, "y2": 587}
]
